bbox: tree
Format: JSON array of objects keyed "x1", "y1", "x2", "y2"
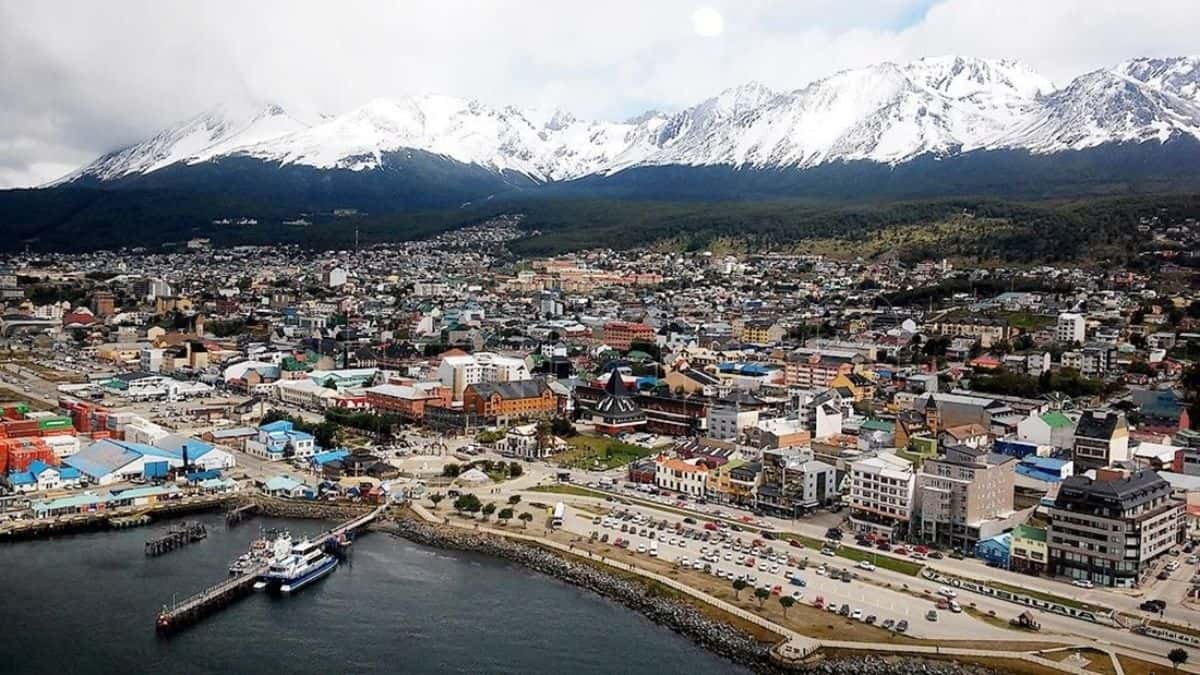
[
  {"x1": 518, "y1": 512, "x2": 533, "y2": 528},
  {"x1": 508, "y1": 494, "x2": 522, "y2": 506},
  {"x1": 453, "y1": 493, "x2": 482, "y2": 515},
  {"x1": 482, "y1": 502, "x2": 497, "y2": 521},
  {"x1": 1169, "y1": 648, "x2": 1188, "y2": 670},
  {"x1": 498, "y1": 507, "x2": 514, "y2": 524},
  {"x1": 428, "y1": 493, "x2": 445, "y2": 510},
  {"x1": 732, "y1": 579, "x2": 748, "y2": 599},
  {"x1": 779, "y1": 595, "x2": 795, "y2": 617},
  {"x1": 754, "y1": 587, "x2": 770, "y2": 607},
  {"x1": 508, "y1": 461, "x2": 523, "y2": 478},
  {"x1": 442, "y1": 462, "x2": 461, "y2": 478}
]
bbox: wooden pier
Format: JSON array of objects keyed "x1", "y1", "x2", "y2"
[
  {"x1": 154, "y1": 504, "x2": 387, "y2": 634},
  {"x1": 145, "y1": 521, "x2": 208, "y2": 556},
  {"x1": 225, "y1": 503, "x2": 258, "y2": 527},
  {"x1": 156, "y1": 563, "x2": 268, "y2": 632}
]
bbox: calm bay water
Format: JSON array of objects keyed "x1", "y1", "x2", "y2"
[{"x1": 0, "y1": 513, "x2": 747, "y2": 674}]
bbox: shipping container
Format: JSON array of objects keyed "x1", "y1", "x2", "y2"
[{"x1": 37, "y1": 416, "x2": 73, "y2": 431}]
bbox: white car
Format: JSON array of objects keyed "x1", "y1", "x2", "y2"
[
  {"x1": 791, "y1": 590, "x2": 803, "y2": 599},
  {"x1": 937, "y1": 586, "x2": 957, "y2": 598},
  {"x1": 816, "y1": 566, "x2": 827, "y2": 576},
  {"x1": 851, "y1": 609, "x2": 864, "y2": 621},
  {"x1": 857, "y1": 560, "x2": 876, "y2": 571},
  {"x1": 724, "y1": 553, "x2": 732, "y2": 561},
  {"x1": 637, "y1": 545, "x2": 647, "y2": 554},
  {"x1": 1072, "y1": 579, "x2": 1095, "y2": 589}
]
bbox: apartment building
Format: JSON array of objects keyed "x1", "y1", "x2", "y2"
[
  {"x1": 755, "y1": 447, "x2": 836, "y2": 516},
  {"x1": 1009, "y1": 524, "x2": 1048, "y2": 575},
  {"x1": 928, "y1": 317, "x2": 1014, "y2": 348},
  {"x1": 914, "y1": 445, "x2": 1017, "y2": 552},
  {"x1": 1056, "y1": 312, "x2": 1086, "y2": 344},
  {"x1": 1047, "y1": 469, "x2": 1183, "y2": 587},
  {"x1": 847, "y1": 452, "x2": 916, "y2": 538},
  {"x1": 437, "y1": 352, "x2": 530, "y2": 400},
  {"x1": 1072, "y1": 410, "x2": 1130, "y2": 472},
  {"x1": 783, "y1": 348, "x2": 864, "y2": 389},
  {"x1": 602, "y1": 321, "x2": 655, "y2": 351}
]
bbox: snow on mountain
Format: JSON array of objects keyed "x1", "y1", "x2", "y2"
[
  {"x1": 57, "y1": 55, "x2": 1200, "y2": 186},
  {"x1": 1115, "y1": 56, "x2": 1200, "y2": 104},
  {"x1": 54, "y1": 102, "x2": 307, "y2": 184},
  {"x1": 995, "y1": 67, "x2": 1200, "y2": 152}
]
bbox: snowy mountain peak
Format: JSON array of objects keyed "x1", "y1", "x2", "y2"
[{"x1": 57, "y1": 55, "x2": 1200, "y2": 187}]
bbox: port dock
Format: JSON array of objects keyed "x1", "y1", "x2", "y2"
[
  {"x1": 225, "y1": 503, "x2": 258, "y2": 527},
  {"x1": 155, "y1": 505, "x2": 386, "y2": 633},
  {"x1": 145, "y1": 521, "x2": 208, "y2": 556}
]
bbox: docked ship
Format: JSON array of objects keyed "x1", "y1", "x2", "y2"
[{"x1": 256, "y1": 535, "x2": 338, "y2": 593}]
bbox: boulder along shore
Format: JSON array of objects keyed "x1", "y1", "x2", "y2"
[{"x1": 387, "y1": 514, "x2": 995, "y2": 674}]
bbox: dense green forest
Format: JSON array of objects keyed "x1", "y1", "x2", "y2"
[{"x1": 1, "y1": 186, "x2": 1199, "y2": 264}]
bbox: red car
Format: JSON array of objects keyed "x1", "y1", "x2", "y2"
[
  {"x1": 894, "y1": 546, "x2": 909, "y2": 556},
  {"x1": 771, "y1": 585, "x2": 783, "y2": 595},
  {"x1": 788, "y1": 539, "x2": 802, "y2": 548},
  {"x1": 813, "y1": 596, "x2": 825, "y2": 608},
  {"x1": 704, "y1": 522, "x2": 719, "y2": 531},
  {"x1": 745, "y1": 557, "x2": 756, "y2": 567},
  {"x1": 876, "y1": 542, "x2": 892, "y2": 551},
  {"x1": 914, "y1": 545, "x2": 929, "y2": 554}
]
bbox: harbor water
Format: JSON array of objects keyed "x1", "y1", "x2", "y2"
[{"x1": 0, "y1": 512, "x2": 748, "y2": 674}]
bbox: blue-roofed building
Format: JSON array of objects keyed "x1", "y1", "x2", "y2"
[
  {"x1": 246, "y1": 421, "x2": 316, "y2": 461},
  {"x1": 263, "y1": 474, "x2": 315, "y2": 499},
  {"x1": 1016, "y1": 456, "x2": 1074, "y2": 484},
  {"x1": 65, "y1": 440, "x2": 146, "y2": 486},
  {"x1": 975, "y1": 533, "x2": 1012, "y2": 567},
  {"x1": 10, "y1": 460, "x2": 83, "y2": 492},
  {"x1": 310, "y1": 449, "x2": 350, "y2": 467},
  {"x1": 153, "y1": 434, "x2": 236, "y2": 470}
]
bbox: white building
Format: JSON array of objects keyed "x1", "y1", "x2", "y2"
[
  {"x1": 706, "y1": 405, "x2": 760, "y2": 442},
  {"x1": 655, "y1": 456, "x2": 709, "y2": 497},
  {"x1": 437, "y1": 352, "x2": 530, "y2": 400},
  {"x1": 847, "y1": 453, "x2": 916, "y2": 532},
  {"x1": 1057, "y1": 312, "x2": 1086, "y2": 344}
]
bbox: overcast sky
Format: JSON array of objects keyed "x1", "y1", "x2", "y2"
[{"x1": 2, "y1": 0, "x2": 1197, "y2": 188}]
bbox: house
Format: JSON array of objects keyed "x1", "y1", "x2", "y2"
[
  {"x1": 499, "y1": 423, "x2": 547, "y2": 459},
  {"x1": 1009, "y1": 524, "x2": 1048, "y2": 575},
  {"x1": 655, "y1": 456, "x2": 709, "y2": 497},
  {"x1": 263, "y1": 474, "x2": 315, "y2": 499},
  {"x1": 975, "y1": 532, "x2": 1012, "y2": 567},
  {"x1": 1017, "y1": 410, "x2": 1076, "y2": 451}
]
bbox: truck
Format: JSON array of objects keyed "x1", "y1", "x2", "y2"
[{"x1": 551, "y1": 502, "x2": 565, "y2": 528}]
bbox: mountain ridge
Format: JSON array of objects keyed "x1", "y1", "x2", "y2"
[{"x1": 54, "y1": 55, "x2": 1200, "y2": 188}]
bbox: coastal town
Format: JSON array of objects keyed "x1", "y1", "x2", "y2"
[{"x1": 1, "y1": 216, "x2": 1200, "y2": 673}]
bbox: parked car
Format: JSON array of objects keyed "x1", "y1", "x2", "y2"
[
  {"x1": 1072, "y1": 579, "x2": 1095, "y2": 589},
  {"x1": 926, "y1": 610, "x2": 939, "y2": 622}
]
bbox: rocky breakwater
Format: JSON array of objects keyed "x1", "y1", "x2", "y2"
[
  {"x1": 391, "y1": 515, "x2": 776, "y2": 671},
  {"x1": 246, "y1": 495, "x2": 372, "y2": 521},
  {"x1": 390, "y1": 515, "x2": 1007, "y2": 674}
]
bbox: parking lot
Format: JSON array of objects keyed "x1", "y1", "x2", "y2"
[{"x1": 560, "y1": 502, "x2": 1009, "y2": 640}]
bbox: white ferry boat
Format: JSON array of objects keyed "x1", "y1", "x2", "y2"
[{"x1": 258, "y1": 535, "x2": 338, "y2": 593}]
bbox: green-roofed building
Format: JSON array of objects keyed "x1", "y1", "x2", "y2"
[
  {"x1": 1016, "y1": 409, "x2": 1077, "y2": 450},
  {"x1": 1009, "y1": 523, "x2": 1048, "y2": 574}
]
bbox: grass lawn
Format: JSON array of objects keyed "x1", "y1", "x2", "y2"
[
  {"x1": 529, "y1": 484, "x2": 609, "y2": 499},
  {"x1": 1002, "y1": 311, "x2": 1056, "y2": 331},
  {"x1": 556, "y1": 435, "x2": 657, "y2": 470}
]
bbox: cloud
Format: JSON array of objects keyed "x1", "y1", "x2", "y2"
[{"x1": 1, "y1": 0, "x2": 1197, "y2": 187}]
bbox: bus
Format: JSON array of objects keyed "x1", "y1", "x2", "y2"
[{"x1": 551, "y1": 502, "x2": 565, "y2": 528}]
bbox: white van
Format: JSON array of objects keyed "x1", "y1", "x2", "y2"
[{"x1": 649, "y1": 541, "x2": 659, "y2": 557}]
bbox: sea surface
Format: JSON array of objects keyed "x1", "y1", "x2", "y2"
[{"x1": 0, "y1": 512, "x2": 748, "y2": 674}]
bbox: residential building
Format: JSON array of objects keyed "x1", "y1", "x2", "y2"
[
  {"x1": 602, "y1": 321, "x2": 655, "y2": 351},
  {"x1": 847, "y1": 452, "x2": 916, "y2": 538},
  {"x1": 244, "y1": 420, "x2": 317, "y2": 461},
  {"x1": 1056, "y1": 312, "x2": 1086, "y2": 344},
  {"x1": 1017, "y1": 410, "x2": 1076, "y2": 451},
  {"x1": 783, "y1": 348, "x2": 864, "y2": 389},
  {"x1": 914, "y1": 445, "x2": 1017, "y2": 552},
  {"x1": 1047, "y1": 469, "x2": 1183, "y2": 587},
  {"x1": 437, "y1": 351, "x2": 530, "y2": 400},
  {"x1": 1072, "y1": 410, "x2": 1130, "y2": 472},
  {"x1": 1009, "y1": 524, "x2": 1048, "y2": 575}
]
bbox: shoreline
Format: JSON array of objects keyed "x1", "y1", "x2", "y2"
[{"x1": 384, "y1": 512, "x2": 1000, "y2": 675}]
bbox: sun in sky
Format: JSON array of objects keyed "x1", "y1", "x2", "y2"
[{"x1": 692, "y1": 7, "x2": 724, "y2": 37}]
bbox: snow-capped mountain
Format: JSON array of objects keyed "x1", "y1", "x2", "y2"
[
  {"x1": 55, "y1": 55, "x2": 1200, "y2": 192},
  {"x1": 55, "y1": 102, "x2": 308, "y2": 184}
]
